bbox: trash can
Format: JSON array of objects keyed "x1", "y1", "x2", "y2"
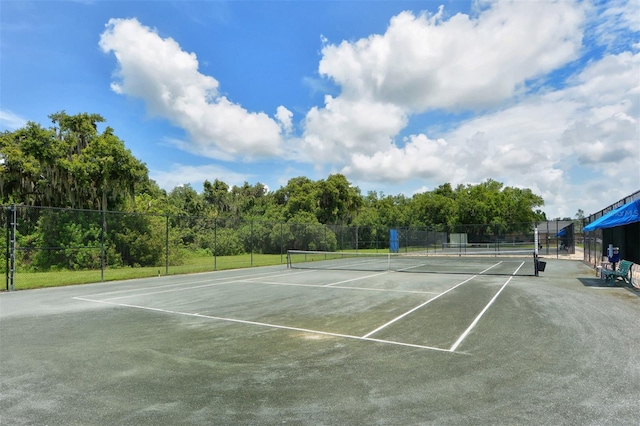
[{"x1": 537, "y1": 260, "x2": 546, "y2": 272}]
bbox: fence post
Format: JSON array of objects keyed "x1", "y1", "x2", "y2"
[
  {"x1": 214, "y1": 218, "x2": 217, "y2": 271},
  {"x1": 405, "y1": 227, "x2": 409, "y2": 253},
  {"x1": 8, "y1": 205, "x2": 16, "y2": 291},
  {"x1": 165, "y1": 214, "x2": 169, "y2": 276},
  {"x1": 324, "y1": 226, "x2": 327, "y2": 252},
  {"x1": 250, "y1": 221, "x2": 254, "y2": 267},
  {"x1": 5, "y1": 206, "x2": 9, "y2": 291},
  {"x1": 356, "y1": 225, "x2": 359, "y2": 251},
  {"x1": 100, "y1": 210, "x2": 105, "y2": 282},
  {"x1": 554, "y1": 219, "x2": 560, "y2": 259}
]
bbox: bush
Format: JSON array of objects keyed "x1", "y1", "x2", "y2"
[{"x1": 212, "y1": 228, "x2": 244, "y2": 256}]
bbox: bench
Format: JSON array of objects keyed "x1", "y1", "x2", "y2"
[{"x1": 602, "y1": 260, "x2": 634, "y2": 286}]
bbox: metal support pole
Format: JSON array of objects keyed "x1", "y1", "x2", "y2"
[
  {"x1": 534, "y1": 223, "x2": 539, "y2": 277},
  {"x1": 9, "y1": 205, "x2": 16, "y2": 291},
  {"x1": 100, "y1": 210, "x2": 105, "y2": 282},
  {"x1": 355, "y1": 225, "x2": 359, "y2": 252},
  {"x1": 280, "y1": 223, "x2": 283, "y2": 264},
  {"x1": 5, "y1": 206, "x2": 10, "y2": 291},
  {"x1": 214, "y1": 218, "x2": 217, "y2": 271},
  {"x1": 165, "y1": 215, "x2": 169, "y2": 275}
]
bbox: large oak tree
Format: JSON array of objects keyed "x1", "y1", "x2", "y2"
[{"x1": 0, "y1": 111, "x2": 148, "y2": 212}]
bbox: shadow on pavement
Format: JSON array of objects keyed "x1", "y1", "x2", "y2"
[{"x1": 578, "y1": 277, "x2": 640, "y2": 296}]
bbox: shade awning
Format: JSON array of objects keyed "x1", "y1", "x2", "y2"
[
  {"x1": 555, "y1": 228, "x2": 567, "y2": 237},
  {"x1": 584, "y1": 199, "x2": 640, "y2": 232}
]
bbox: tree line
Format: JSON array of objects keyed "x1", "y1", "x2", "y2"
[{"x1": 1, "y1": 112, "x2": 547, "y2": 270}]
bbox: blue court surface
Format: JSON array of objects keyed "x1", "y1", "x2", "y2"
[{"x1": 1, "y1": 259, "x2": 638, "y2": 425}]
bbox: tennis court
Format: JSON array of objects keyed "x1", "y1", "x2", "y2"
[
  {"x1": 1, "y1": 258, "x2": 639, "y2": 424},
  {"x1": 287, "y1": 248, "x2": 537, "y2": 276}
]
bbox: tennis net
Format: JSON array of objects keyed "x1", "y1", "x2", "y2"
[{"x1": 287, "y1": 249, "x2": 537, "y2": 276}]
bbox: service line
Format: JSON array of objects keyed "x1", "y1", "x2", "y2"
[
  {"x1": 361, "y1": 275, "x2": 478, "y2": 339},
  {"x1": 72, "y1": 296, "x2": 456, "y2": 353},
  {"x1": 449, "y1": 275, "x2": 513, "y2": 352}
]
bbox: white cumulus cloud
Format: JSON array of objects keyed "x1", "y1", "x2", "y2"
[
  {"x1": 276, "y1": 105, "x2": 294, "y2": 134},
  {"x1": 151, "y1": 164, "x2": 253, "y2": 192},
  {"x1": 0, "y1": 109, "x2": 27, "y2": 131},
  {"x1": 99, "y1": 18, "x2": 286, "y2": 161},
  {"x1": 317, "y1": 1, "x2": 585, "y2": 112},
  {"x1": 346, "y1": 50, "x2": 639, "y2": 218},
  {"x1": 97, "y1": 0, "x2": 638, "y2": 218},
  {"x1": 301, "y1": 0, "x2": 587, "y2": 176}
]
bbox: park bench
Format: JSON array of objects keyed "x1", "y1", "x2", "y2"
[{"x1": 602, "y1": 260, "x2": 634, "y2": 286}]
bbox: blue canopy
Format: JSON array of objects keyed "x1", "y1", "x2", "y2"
[
  {"x1": 555, "y1": 228, "x2": 567, "y2": 237},
  {"x1": 584, "y1": 199, "x2": 640, "y2": 232}
]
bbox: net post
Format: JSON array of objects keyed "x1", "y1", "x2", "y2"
[{"x1": 534, "y1": 223, "x2": 539, "y2": 276}]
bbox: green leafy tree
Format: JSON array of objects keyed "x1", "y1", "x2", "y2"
[
  {"x1": 274, "y1": 177, "x2": 319, "y2": 221},
  {"x1": 1, "y1": 112, "x2": 156, "y2": 270},
  {"x1": 228, "y1": 181, "x2": 269, "y2": 220},
  {"x1": 203, "y1": 179, "x2": 230, "y2": 215},
  {"x1": 0, "y1": 123, "x2": 61, "y2": 205},
  {"x1": 316, "y1": 174, "x2": 363, "y2": 224},
  {"x1": 410, "y1": 190, "x2": 457, "y2": 227},
  {"x1": 0, "y1": 111, "x2": 148, "y2": 211}
]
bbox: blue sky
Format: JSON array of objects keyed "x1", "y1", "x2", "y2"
[{"x1": 1, "y1": 0, "x2": 638, "y2": 219}]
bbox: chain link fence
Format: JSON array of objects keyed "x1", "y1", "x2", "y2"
[{"x1": 4, "y1": 205, "x2": 561, "y2": 290}]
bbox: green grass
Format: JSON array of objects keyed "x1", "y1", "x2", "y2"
[{"x1": 8, "y1": 253, "x2": 288, "y2": 290}]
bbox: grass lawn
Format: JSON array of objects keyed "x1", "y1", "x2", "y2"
[{"x1": 8, "y1": 253, "x2": 289, "y2": 291}]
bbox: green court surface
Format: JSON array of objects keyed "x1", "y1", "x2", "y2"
[{"x1": 1, "y1": 259, "x2": 638, "y2": 425}]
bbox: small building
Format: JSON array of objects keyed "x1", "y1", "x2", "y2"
[{"x1": 583, "y1": 190, "x2": 640, "y2": 271}]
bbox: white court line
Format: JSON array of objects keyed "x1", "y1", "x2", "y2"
[
  {"x1": 236, "y1": 280, "x2": 441, "y2": 295},
  {"x1": 396, "y1": 263, "x2": 429, "y2": 272},
  {"x1": 103, "y1": 276, "x2": 440, "y2": 301},
  {"x1": 449, "y1": 276, "x2": 513, "y2": 352},
  {"x1": 99, "y1": 278, "x2": 250, "y2": 301},
  {"x1": 295, "y1": 257, "x2": 390, "y2": 271},
  {"x1": 80, "y1": 269, "x2": 304, "y2": 299},
  {"x1": 361, "y1": 275, "x2": 478, "y2": 339},
  {"x1": 479, "y1": 261, "x2": 503, "y2": 274},
  {"x1": 96, "y1": 269, "x2": 432, "y2": 301},
  {"x1": 511, "y1": 261, "x2": 526, "y2": 275},
  {"x1": 74, "y1": 267, "x2": 525, "y2": 353},
  {"x1": 397, "y1": 260, "x2": 507, "y2": 274},
  {"x1": 72, "y1": 296, "x2": 455, "y2": 353},
  {"x1": 324, "y1": 271, "x2": 390, "y2": 286}
]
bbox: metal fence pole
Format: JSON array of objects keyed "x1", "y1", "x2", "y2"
[
  {"x1": 250, "y1": 221, "x2": 254, "y2": 267},
  {"x1": 324, "y1": 226, "x2": 327, "y2": 252},
  {"x1": 165, "y1": 215, "x2": 169, "y2": 275},
  {"x1": 5, "y1": 206, "x2": 9, "y2": 291},
  {"x1": 280, "y1": 223, "x2": 283, "y2": 264},
  {"x1": 8, "y1": 205, "x2": 16, "y2": 291},
  {"x1": 214, "y1": 218, "x2": 217, "y2": 271},
  {"x1": 100, "y1": 210, "x2": 105, "y2": 282}
]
